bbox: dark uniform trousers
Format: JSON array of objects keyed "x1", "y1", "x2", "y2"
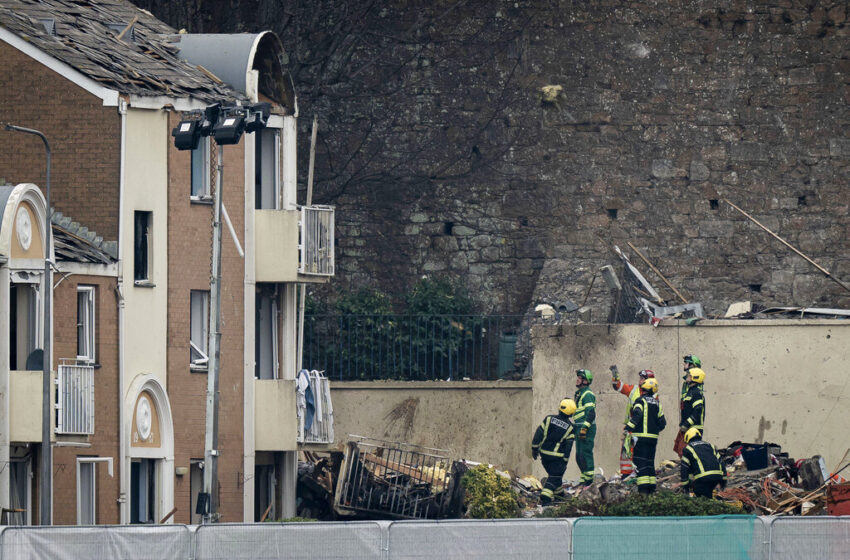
[
  {"x1": 692, "y1": 475, "x2": 724, "y2": 498},
  {"x1": 633, "y1": 438, "x2": 658, "y2": 494},
  {"x1": 541, "y1": 456, "x2": 567, "y2": 502}
]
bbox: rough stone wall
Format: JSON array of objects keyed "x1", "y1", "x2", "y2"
[{"x1": 136, "y1": 0, "x2": 850, "y2": 318}]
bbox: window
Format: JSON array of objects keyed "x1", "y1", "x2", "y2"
[
  {"x1": 133, "y1": 211, "x2": 153, "y2": 284},
  {"x1": 255, "y1": 286, "x2": 279, "y2": 380},
  {"x1": 255, "y1": 128, "x2": 280, "y2": 209},
  {"x1": 77, "y1": 286, "x2": 96, "y2": 363},
  {"x1": 190, "y1": 291, "x2": 210, "y2": 371},
  {"x1": 9, "y1": 281, "x2": 40, "y2": 370},
  {"x1": 191, "y1": 137, "x2": 211, "y2": 199},
  {"x1": 9, "y1": 453, "x2": 32, "y2": 525}
]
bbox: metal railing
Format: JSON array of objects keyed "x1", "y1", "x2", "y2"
[
  {"x1": 297, "y1": 370, "x2": 334, "y2": 444},
  {"x1": 302, "y1": 314, "x2": 523, "y2": 381},
  {"x1": 299, "y1": 205, "x2": 335, "y2": 276},
  {"x1": 55, "y1": 361, "x2": 95, "y2": 435}
]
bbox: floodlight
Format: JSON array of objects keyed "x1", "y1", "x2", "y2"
[
  {"x1": 212, "y1": 112, "x2": 246, "y2": 145},
  {"x1": 171, "y1": 119, "x2": 201, "y2": 151},
  {"x1": 244, "y1": 102, "x2": 271, "y2": 133},
  {"x1": 198, "y1": 103, "x2": 221, "y2": 137}
]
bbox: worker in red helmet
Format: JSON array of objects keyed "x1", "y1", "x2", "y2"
[{"x1": 611, "y1": 366, "x2": 655, "y2": 476}]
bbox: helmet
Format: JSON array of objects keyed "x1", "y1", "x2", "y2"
[
  {"x1": 639, "y1": 369, "x2": 655, "y2": 379},
  {"x1": 684, "y1": 427, "x2": 702, "y2": 443},
  {"x1": 576, "y1": 369, "x2": 593, "y2": 384},
  {"x1": 640, "y1": 378, "x2": 658, "y2": 394},
  {"x1": 688, "y1": 368, "x2": 706, "y2": 384},
  {"x1": 683, "y1": 354, "x2": 702, "y2": 368},
  {"x1": 559, "y1": 399, "x2": 577, "y2": 416}
]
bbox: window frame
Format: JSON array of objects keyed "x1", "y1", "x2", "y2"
[
  {"x1": 76, "y1": 457, "x2": 112, "y2": 525},
  {"x1": 133, "y1": 211, "x2": 153, "y2": 285},
  {"x1": 190, "y1": 137, "x2": 212, "y2": 201},
  {"x1": 190, "y1": 290, "x2": 210, "y2": 372},
  {"x1": 76, "y1": 285, "x2": 96, "y2": 364}
]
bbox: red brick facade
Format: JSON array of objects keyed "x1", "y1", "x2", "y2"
[
  {"x1": 165, "y1": 113, "x2": 247, "y2": 523},
  {"x1": 0, "y1": 42, "x2": 121, "y2": 241}
]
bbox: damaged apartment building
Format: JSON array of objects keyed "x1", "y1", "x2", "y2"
[{"x1": 0, "y1": 0, "x2": 334, "y2": 525}]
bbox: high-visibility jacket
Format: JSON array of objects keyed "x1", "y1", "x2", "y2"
[
  {"x1": 680, "y1": 439, "x2": 727, "y2": 486},
  {"x1": 532, "y1": 413, "x2": 575, "y2": 458},
  {"x1": 680, "y1": 384, "x2": 705, "y2": 431},
  {"x1": 625, "y1": 394, "x2": 666, "y2": 439},
  {"x1": 613, "y1": 379, "x2": 641, "y2": 423},
  {"x1": 573, "y1": 386, "x2": 596, "y2": 429}
]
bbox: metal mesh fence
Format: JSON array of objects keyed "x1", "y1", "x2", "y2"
[
  {"x1": 386, "y1": 519, "x2": 572, "y2": 559},
  {"x1": 0, "y1": 525, "x2": 192, "y2": 560},
  {"x1": 193, "y1": 522, "x2": 384, "y2": 560},
  {"x1": 573, "y1": 516, "x2": 768, "y2": 560},
  {"x1": 768, "y1": 517, "x2": 850, "y2": 560},
  {"x1": 3, "y1": 517, "x2": 849, "y2": 559}
]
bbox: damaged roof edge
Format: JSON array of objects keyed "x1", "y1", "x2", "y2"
[
  {"x1": 175, "y1": 31, "x2": 296, "y2": 111},
  {"x1": 0, "y1": 24, "x2": 119, "y2": 107}
]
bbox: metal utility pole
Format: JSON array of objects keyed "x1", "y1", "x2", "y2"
[
  {"x1": 203, "y1": 146, "x2": 224, "y2": 522},
  {"x1": 4, "y1": 124, "x2": 52, "y2": 525}
]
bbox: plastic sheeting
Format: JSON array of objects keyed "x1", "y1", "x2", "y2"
[
  {"x1": 194, "y1": 522, "x2": 383, "y2": 560},
  {"x1": 768, "y1": 517, "x2": 850, "y2": 560},
  {"x1": 0, "y1": 525, "x2": 192, "y2": 560},
  {"x1": 573, "y1": 516, "x2": 768, "y2": 560},
  {"x1": 387, "y1": 519, "x2": 571, "y2": 559}
]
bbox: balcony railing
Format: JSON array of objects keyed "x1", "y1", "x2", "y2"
[
  {"x1": 55, "y1": 361, "x2": 95, "y2": 435},
  {"x1": 299, "y1": 205, "x2": 335, "y2": 276},
  {"x1": 297, "y1": 369, "x2": 334, "y2": 444}
]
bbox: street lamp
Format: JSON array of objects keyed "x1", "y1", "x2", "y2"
[{"x1": 3, "y1": 124, "x2": 52, "y2": 526}]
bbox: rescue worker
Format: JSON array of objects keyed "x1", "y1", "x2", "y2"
[
  {"x1": 573, "y1": 369, "x2": 597, "y2": 486},
  {"x1": 679, "y1": 367, "x2": 705, "y2": 443},
  {"x1": 624, "y1": 377, "x2": 666, "y2": 494},
  {"x1": 611, "y1": 366, "x2": 656, "y2": 476},
  {"x1": 531, "y1": 399, "x2": 577, "y2": 504},
  {"x1": 680, "y1": 428, "x2": 727, "y2": 498},
  {"x1": 675, "y1": 355, "x2": 705, "y2": 456}
]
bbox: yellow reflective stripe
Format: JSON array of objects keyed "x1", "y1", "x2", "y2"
[
  {"x1": 631, "y1": 433, "x2": 658, "y2": 439},
  {"x1": 540, "y1": 449, "x2": 565, "y2": 457},
  {"x1": 636, "y1": 476, "x2": 657, "y2": 485},
  {"x1": 692, "y1": 399, "x2": 704, "y2": 407},
  {"x1": 693, "y1": 470, "x2": 724, "y2": 480}
]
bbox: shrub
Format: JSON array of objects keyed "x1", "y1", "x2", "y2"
[
  {"x1": 601, "y1": 490, "x2": 746, "y2": 517},
  {"x1": 460, "y1": 465, "x2": 521, "y2": 519}
]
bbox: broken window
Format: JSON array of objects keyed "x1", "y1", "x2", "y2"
[
  {"x1": 255, "y1": 128, "x2": 280, "y2": 210},
  {"x1": 255, "y1": 286, "x2": 279, "y2": 379},
  {"x1": 133, "y1": 211, "x2": 153, "y2": 284},
  {"x1": 190, "y1": 291, "x2": 210, "y2": 371},
  {"x1": 10, "y1": 279, "x2": 40, "y2": 370},
  {"x1": 77, "y1": 459, "x2": 97, "y2": 525},
  {"x1": 191, "y1": 137, "x2": 211, "y2": 200},
  {"x1": 77, "y1": 286, "x2": 96, "y2": 363}
]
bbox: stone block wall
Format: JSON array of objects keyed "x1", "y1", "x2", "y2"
[{"x1": 137, "y1": 0, "x2": 850, "y2": 319}]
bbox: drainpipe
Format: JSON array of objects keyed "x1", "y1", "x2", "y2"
[{"x1": 117, "y1": 99, "x2": 128, "y2": 523}]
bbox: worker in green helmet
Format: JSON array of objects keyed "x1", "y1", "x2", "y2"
[{"x1": 573, "y1": 369, "x2": 597, "y2": 486}]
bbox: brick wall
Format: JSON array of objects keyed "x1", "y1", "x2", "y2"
[
  {"x1": 51, "y1": 275, "x2": 120, "y2": 525},
  {"x1": 0, "y1": 42, "x2": 121, "y2": 241},
  {"x1": 166, "y1": 112, "x2": 246, "y2": 523}
]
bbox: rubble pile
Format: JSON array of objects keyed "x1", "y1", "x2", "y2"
[{"x1": 524, "y1": 442, "x2": 850, "y2": 517}]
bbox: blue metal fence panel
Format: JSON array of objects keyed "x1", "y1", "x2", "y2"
[
  {"x1": 303, "y1": 314, "x2": 523, "y2": 381},
  {"x1": 573, "y1": 516, "x2": 767, "y2": 560}
]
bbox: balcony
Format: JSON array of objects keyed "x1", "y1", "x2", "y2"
[
  {"x1": 254, "y1": 205, "x2": 334, "y2": 283},
  {"x1": 55, "y1": 362, "x2": 95, "y2": 435},
  {"x1": 254, "y1": 378, "x2": 297, "y2": 451},
  {"x1": 10, "y1": 370, "x2": 55, "y2": 443}
]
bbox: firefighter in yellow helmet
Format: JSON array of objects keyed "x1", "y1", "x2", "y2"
[
  {"x1": 624, "y1": 377, "x2": 666, "y2": 494},
  {"x1": 611, "y1": 366, "x2": 655, "y2": 476},
  {"x1": 679, "y1": 367, "x2": 706, "y2": 459},
  {"x1": 532, "y1": 399, "x2": 577, "y2": 505},
  {"x1": 680, "y1": 428, "x2": 727, "y2": 498},
  {"x1": 675, "y1": 355, "x2": 704, "y2": 456}
]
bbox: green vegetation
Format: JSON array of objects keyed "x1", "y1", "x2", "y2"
[
  {"x1": 537, "y1": 490, "x2": 746, "y2": 518},
  {"x1": 461, "y1": 465, "x2": 521, "y2": 519}
]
